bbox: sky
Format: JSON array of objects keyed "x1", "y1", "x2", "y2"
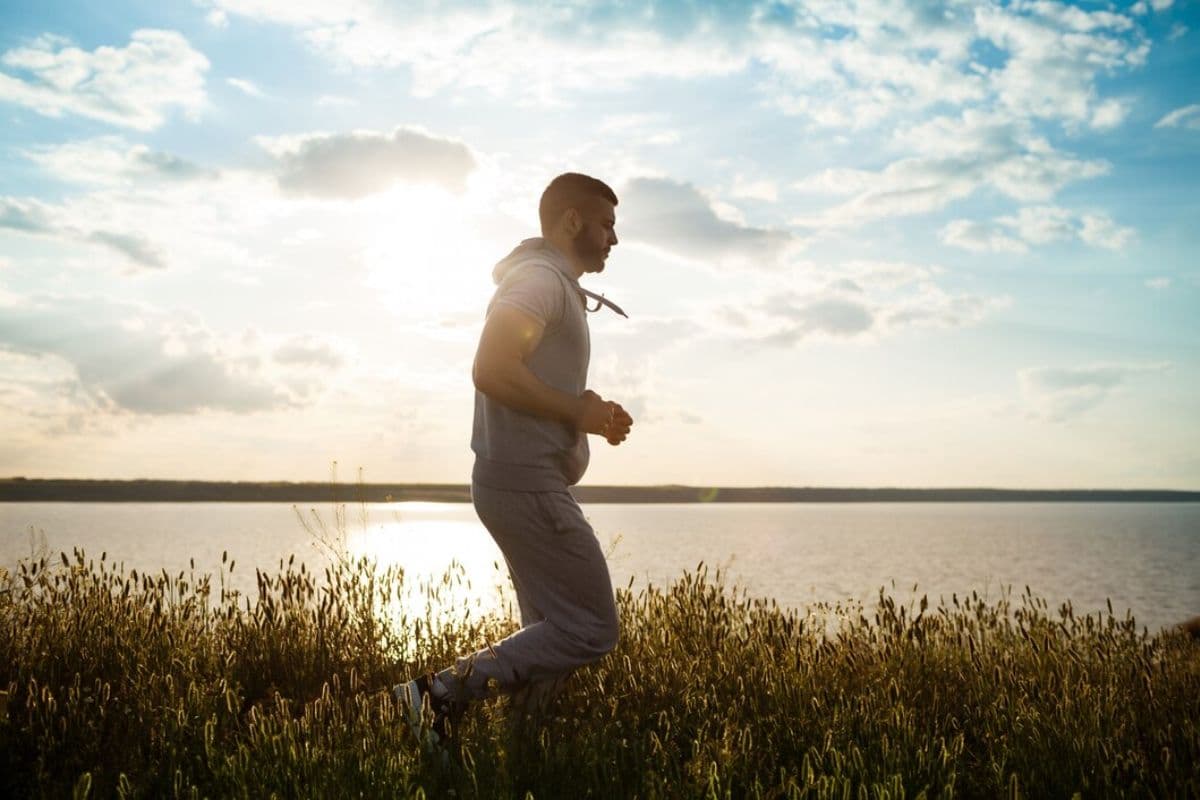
[{"x1": 0, "y1": 0, "x2": 1197, "y2": 489}]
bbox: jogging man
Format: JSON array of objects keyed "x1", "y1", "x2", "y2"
[{"x1": 396, "y1": 172, "x2": 632, "y2": 739}]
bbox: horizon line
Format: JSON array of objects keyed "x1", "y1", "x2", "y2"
[{"x1": 2, "y1": 478, "x2": 1198, "y2": 503}]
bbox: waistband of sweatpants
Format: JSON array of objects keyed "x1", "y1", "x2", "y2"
[{"x1": 472, "y1": 456, "x2": 569, "y2": 492}]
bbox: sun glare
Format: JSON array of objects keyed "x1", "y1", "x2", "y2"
[
  {"x1": 345, "y1": 505, "x2": 513, "y2": 628},
  {"x1": 361, "y1": 185, "x2": 496, "y2": 323}
]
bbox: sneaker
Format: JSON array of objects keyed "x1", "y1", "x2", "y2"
[{"x1": 394, "y1": 674, "x2": 456, "y2": 746}]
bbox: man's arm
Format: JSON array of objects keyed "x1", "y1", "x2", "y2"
[{"x1": 473, "y1": 304, "x2": 617, "y2": 437}]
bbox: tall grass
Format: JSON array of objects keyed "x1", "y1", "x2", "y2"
[{"x1": 1, "y1": 548, "x2": 1197, "y2": 798}]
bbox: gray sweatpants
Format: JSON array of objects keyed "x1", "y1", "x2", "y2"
[{"x1": 435, "y1": 483, "x2": 619, "y2": 701}]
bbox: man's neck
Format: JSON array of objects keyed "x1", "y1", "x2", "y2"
[{"x1": 542, "y1": 235, "x2": 585, "y2": 280}]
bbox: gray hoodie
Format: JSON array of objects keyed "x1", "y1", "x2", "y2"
[{"x1": 471, "y1": 238, "x2": 591, "y2": 491}]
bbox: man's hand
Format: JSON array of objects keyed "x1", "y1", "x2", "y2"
[
  {"x1": 577, "y1": 390, "x2": 633, "y2": 446},
  {"x1": 605, "y1": 403, "x2": 633, "y2": 446}
]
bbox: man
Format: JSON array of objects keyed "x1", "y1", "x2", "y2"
[{"x1": 396, "y1": 172, "x2": 632, "y2": 741}]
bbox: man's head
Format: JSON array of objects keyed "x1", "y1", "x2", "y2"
[{"x1": 539, "y1": 172, "x2": 619, "y2": 275}]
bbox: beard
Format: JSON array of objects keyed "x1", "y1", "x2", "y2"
[{"x1": 571, "y1": 222, "x2": 608, "y2": 273}]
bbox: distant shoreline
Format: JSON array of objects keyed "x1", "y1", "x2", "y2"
[{"x1": 1, "y1": 478, "x2": 1197, "y2": 503}]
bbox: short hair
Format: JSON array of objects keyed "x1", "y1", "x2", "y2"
[{"x1": 538, "y1": 172, "x2": 618, "y2": 233}]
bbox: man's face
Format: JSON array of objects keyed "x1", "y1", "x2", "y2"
[{"x1": 571, "y1": 200, "x2": 618, "y2": 274}]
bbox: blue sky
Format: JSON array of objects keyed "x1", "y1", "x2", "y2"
[{"x1": 0, "y1": 0, "x2": 1197, "y2": 488}]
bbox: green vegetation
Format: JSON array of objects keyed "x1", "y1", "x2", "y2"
[{"x1": 1, "y1": 550, "x2": 1197, "y2": 798}]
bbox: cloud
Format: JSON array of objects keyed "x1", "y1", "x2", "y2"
[
  {"x1": 1090, "y1": 98, "x2": 1130, "y2": 130},
  {"x1": 1020, "y1": 363, "x2": 1168, "y2": 421},
  {"x1": 227, "y1": 77, "x2": 264, "y2": 97},
  {"x1": 195, "y1": 0, "x2": 1152, "y2": 147},
  {"x1": 794, "y1": 112, "x2": 1109, "y2": 229},
  {"x1": 599, "y1": 113, "x2": 680, "y2": 146},
  {"x1": 0, "y1": 295, "x2": 293, "y2": 415},
  {"x1": 86, "y1": 230, "x2": 166, "y2": 269},
  {"x1": 273, "y1": 336, "x2": 345, "y2": 368},
  {"x1": 940, "y1": 220, "x2": 1028, "y2": 254},
  {"x1": 997, "y1": 205, "x2": 1078, "y2": 244},
  {"x1": 0, "y1": 30, "x2": 209, "y2": 130},
  {"x1": 0, "y1": 197, "x2": 54, "y2": 234},
  {"x1": 974, "y1": 4, "x2": 1147, "y2": 131},
  {"x1": 0, "y1": 195, "x2": 168, "y2": 270},
  {"x1": 618, "y1": 177, "x2": 794, "y2": 267},
  {"x1": 1154, "y1": 104, "x2": 1200, "y2": 130},
  {"x1": 204, "y1": 1, "x2": 745, "y2": 104},
  {"x1": 941, "y1": 206, "x2": 1135, "y2": 253},
  {"x1": 1145, "y1": 277, "x2": 1171, "y2": 290},
  {"x1": 716, "y1": 260, "x2": 1007, "y2": 346},
  {"x1": 943, "y1": 206, "x2": 1135, "y2": 253},
  {"x1": 1078, "y1": 213, "x2": 1136, "y2": 250},
  {"x1": 260, "y1": 126, "x2": 476, "y2": 198},
  {"x1": 730, "y1": 175, "x2": 778, "y2": 203},
  {"x1": 753, "y1": 6, "x2": 986, "y2": 129},
  {"x1": 761, "y1": 294, "x2": 875, "y2": 342},
  {"x1": 22, "y1": 137, "x2": 214, "y2": 186}
]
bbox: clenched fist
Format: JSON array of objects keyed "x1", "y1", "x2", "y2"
[{"x1": 576, "y1": 390, "x2": 634, "y2": 446}]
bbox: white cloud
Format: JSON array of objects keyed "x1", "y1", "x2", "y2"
[
  {"x1": 940, "y1": 219, "x2": 1028, "y2": 254},
  {"x1": 1154, "y1": 104, "x2": 1200, "y2": 130},
  {"x1": 22, "y1": 137, "x2": 214, "y2": 186},
  {"x1": 1078, "y1": 213, "x2": 1136, "y2": 250},
  {"x1": 715, "y1": 259, "x2": 1007, "y2": 346},
  {"x1": 0, "y1": 30, "x2": 209, "y2": 130},
  {"x1": 793, "y1": 111, "x2": 1111, "y2": 229},
  {"x1": 754, "y1": 7, "x2": 986, "y2": 130},
  {"x1": 260, "y1": 126, "x2": 476, "y2": 198},
  {"x1": 1090, "y1": 98, "x2": 1130, "y2": 130},
  {"x1": 0, "y1": 195, "x2": 167, "y2": 270},
  {"x1": 619, "y1": 177, "x2": 795, "y2": 268},
  {"x1": 975, "y1": 4, "x2": 1146, "y2": 131},
  {"x1": 998, "y1": 205, "x2": 1078, "y2": 244},
  {"x1": 273, "y1": 335, "x2": 346, "y2": 368},
  {"x1": 1145, "y1": 277, "x2": 1171, "y2": 290},
  {"x1": 599, "y1": 113, "x2": 681, "y2": 147},
  {"x1": 792, "y1": 168, "x2": 877, "y2": 197},
  {"x1": 1004, "y1": 206, "x2": 1134, "y2": 250},
  {"x1": 206, "y1": 1, "x2": 744, "y2": 105},
  {"x1": 227, "y1": 77, "x2": 264, "y2": 97},
  {"x1": 193, "y1": 0, "x2": 1151, "y2": 149},
  {"x1": 730, "y1": 175, "x2": 779, "y2": 203},
  {"x1": 1020, "y1": 363, "x2": 1168, "y2": 421},
  {"x1": 86, "y1": 230, "x2": 166, "y2": 269},
  {"x1": 943, "y1": 206, "x2": 1135, "y2": 253},
  {"x1": 0, "y1": 295, "x2": 299, "y2": 415},
  {"x1": 796, "y1": 151, "x2": 1106, "y2": 229},
  {"x1": 206, "y1": 9, "x2": 229, "y2": 28}
]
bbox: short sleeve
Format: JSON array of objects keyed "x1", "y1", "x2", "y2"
[{"x1": 491, "y1": 264, "x2": 565, "y2": 327}]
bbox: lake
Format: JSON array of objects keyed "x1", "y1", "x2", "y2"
[{"x1": 2, "y1": 501, "x2": 1197, "y2": 632}]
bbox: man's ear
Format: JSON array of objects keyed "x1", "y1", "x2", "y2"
[{"x1": 563, "y1": 208, "x2": 581, "y2": 236}]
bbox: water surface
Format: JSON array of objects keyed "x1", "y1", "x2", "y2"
[{"x1": 2, "y1": 501, "x2": 1196, "y2": 631}]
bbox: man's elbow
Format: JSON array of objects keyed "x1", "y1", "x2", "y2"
[{"x1": 472, "y1": 360, "x2": 500, "y2": 396}]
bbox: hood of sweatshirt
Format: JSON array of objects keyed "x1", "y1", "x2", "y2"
[{"x1": 492, "y1": 238, "x2": 577, "y2": 285}]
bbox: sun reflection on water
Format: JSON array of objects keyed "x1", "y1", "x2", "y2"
[{"x1": 343, "y1": 505, "x2": 514, "y2": 633}]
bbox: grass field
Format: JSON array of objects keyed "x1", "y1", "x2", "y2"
[{"x1": 1, "y1": 547, "x2": 1197, "y2": 798}]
